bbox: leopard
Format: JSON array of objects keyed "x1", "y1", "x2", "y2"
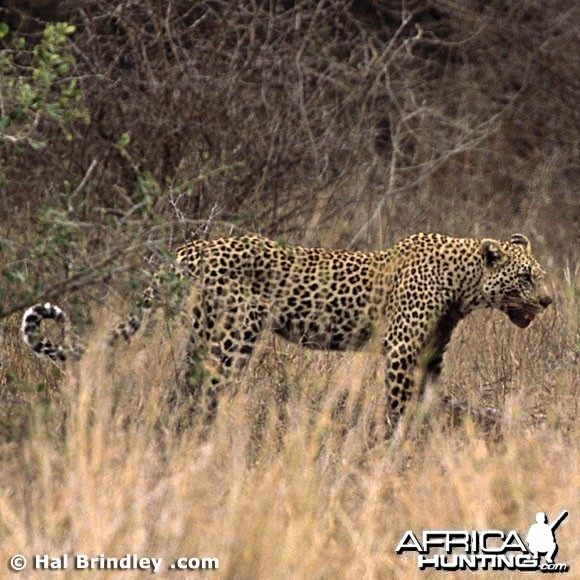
[{"x1": 21, "y1": 232, "x2": 552, "y2": 429}]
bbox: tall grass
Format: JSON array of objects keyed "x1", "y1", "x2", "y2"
[{"x1": 0, "y1": 267, "x2": 577, "y2": 579}]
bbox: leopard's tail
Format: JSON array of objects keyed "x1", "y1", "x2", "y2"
[
  {"x1": 108, "y1": 284, "x2": 158, "y2": 345},
  {"x1": 21, "y1": 303, "x2": 71, "y2": 361},
  {"x1": 21, "y1": 297, "x2": 150, "y2": 362},
  {"x1": 22, "y1": 275, "x2": 167, "y2": 360},
  {"x1": 109, "y1": 309, "x2": 146, "y2": 345}
]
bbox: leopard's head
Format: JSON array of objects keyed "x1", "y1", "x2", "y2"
[{"x1": 480, "y1": 234, "x2": 552, "y2": 328}]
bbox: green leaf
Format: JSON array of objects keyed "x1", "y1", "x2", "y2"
[
  {"x1": 117, "y1": 132, "x2": 131, "y2": 148},
  {"x1": 46, "y1": 103, "x2": 63, "y2": 120},
  {"x1": 56, "y1": 63, "x2": 70, "y2": 75},
  {"x1": 0, "y1": 23, "x2": 9, "y2": 39},
  {"x1": 27, "y1": 137, "x2": 47, "y2": 150}
]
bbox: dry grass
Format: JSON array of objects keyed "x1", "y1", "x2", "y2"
[{"x1": 0, "y1": 265, "x2": 577, "y2": 579}]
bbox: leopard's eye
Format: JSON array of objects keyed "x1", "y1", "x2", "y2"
[{"x1": 520, "y1": 271, "x2": 533, "y2": 284}]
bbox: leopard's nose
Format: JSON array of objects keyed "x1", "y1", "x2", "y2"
[{"x1": 539, "y1": 295, "x2": 553, "y2": 309}]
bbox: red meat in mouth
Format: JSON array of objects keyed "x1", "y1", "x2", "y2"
[{"x1": 508, "y1": 308, "x2": 536, "y2": 328}]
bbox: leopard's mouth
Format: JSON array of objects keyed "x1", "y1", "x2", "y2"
[{"x1": 507, "y1": 307, "x2": 537, "y2": 329}]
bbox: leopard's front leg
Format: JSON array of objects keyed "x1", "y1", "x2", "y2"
[
  {"x1": 382, "y1": 299, "x2": 455, "y2": 433},
  {"x1": 383, "y1": 342, "x2": 425, "y2": 432}
]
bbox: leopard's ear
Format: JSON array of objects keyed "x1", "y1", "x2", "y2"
[
  {"x1": 480, "y1": 239, "x2": 506, "y2": 268},
  {"x1": 510, "y1": 233, "x2": 531, "y2": 251}
]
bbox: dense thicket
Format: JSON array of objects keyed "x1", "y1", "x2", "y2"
[{"x1": 0, "y1": 0, "x2": 578, "y2": 313}]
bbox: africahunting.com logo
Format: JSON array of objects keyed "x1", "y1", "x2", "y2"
[{"x1": 396, "y1": 510, "x2": 569, "y2": 573}]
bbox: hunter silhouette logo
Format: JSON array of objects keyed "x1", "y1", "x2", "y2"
[
  {"x1": 526, "y1": 511, "x2": 568, "y2": 565},
  {"x1": 396, "y1": 509, "x2": 570, "y2": 573}
]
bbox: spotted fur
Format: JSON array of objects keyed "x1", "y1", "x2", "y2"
[
  {"x1": 22, "y1": 233, "x2": 552, "y2": 427},
  {"x1": 21, "y1": 303, "x2": 68, "y2": 361}
]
